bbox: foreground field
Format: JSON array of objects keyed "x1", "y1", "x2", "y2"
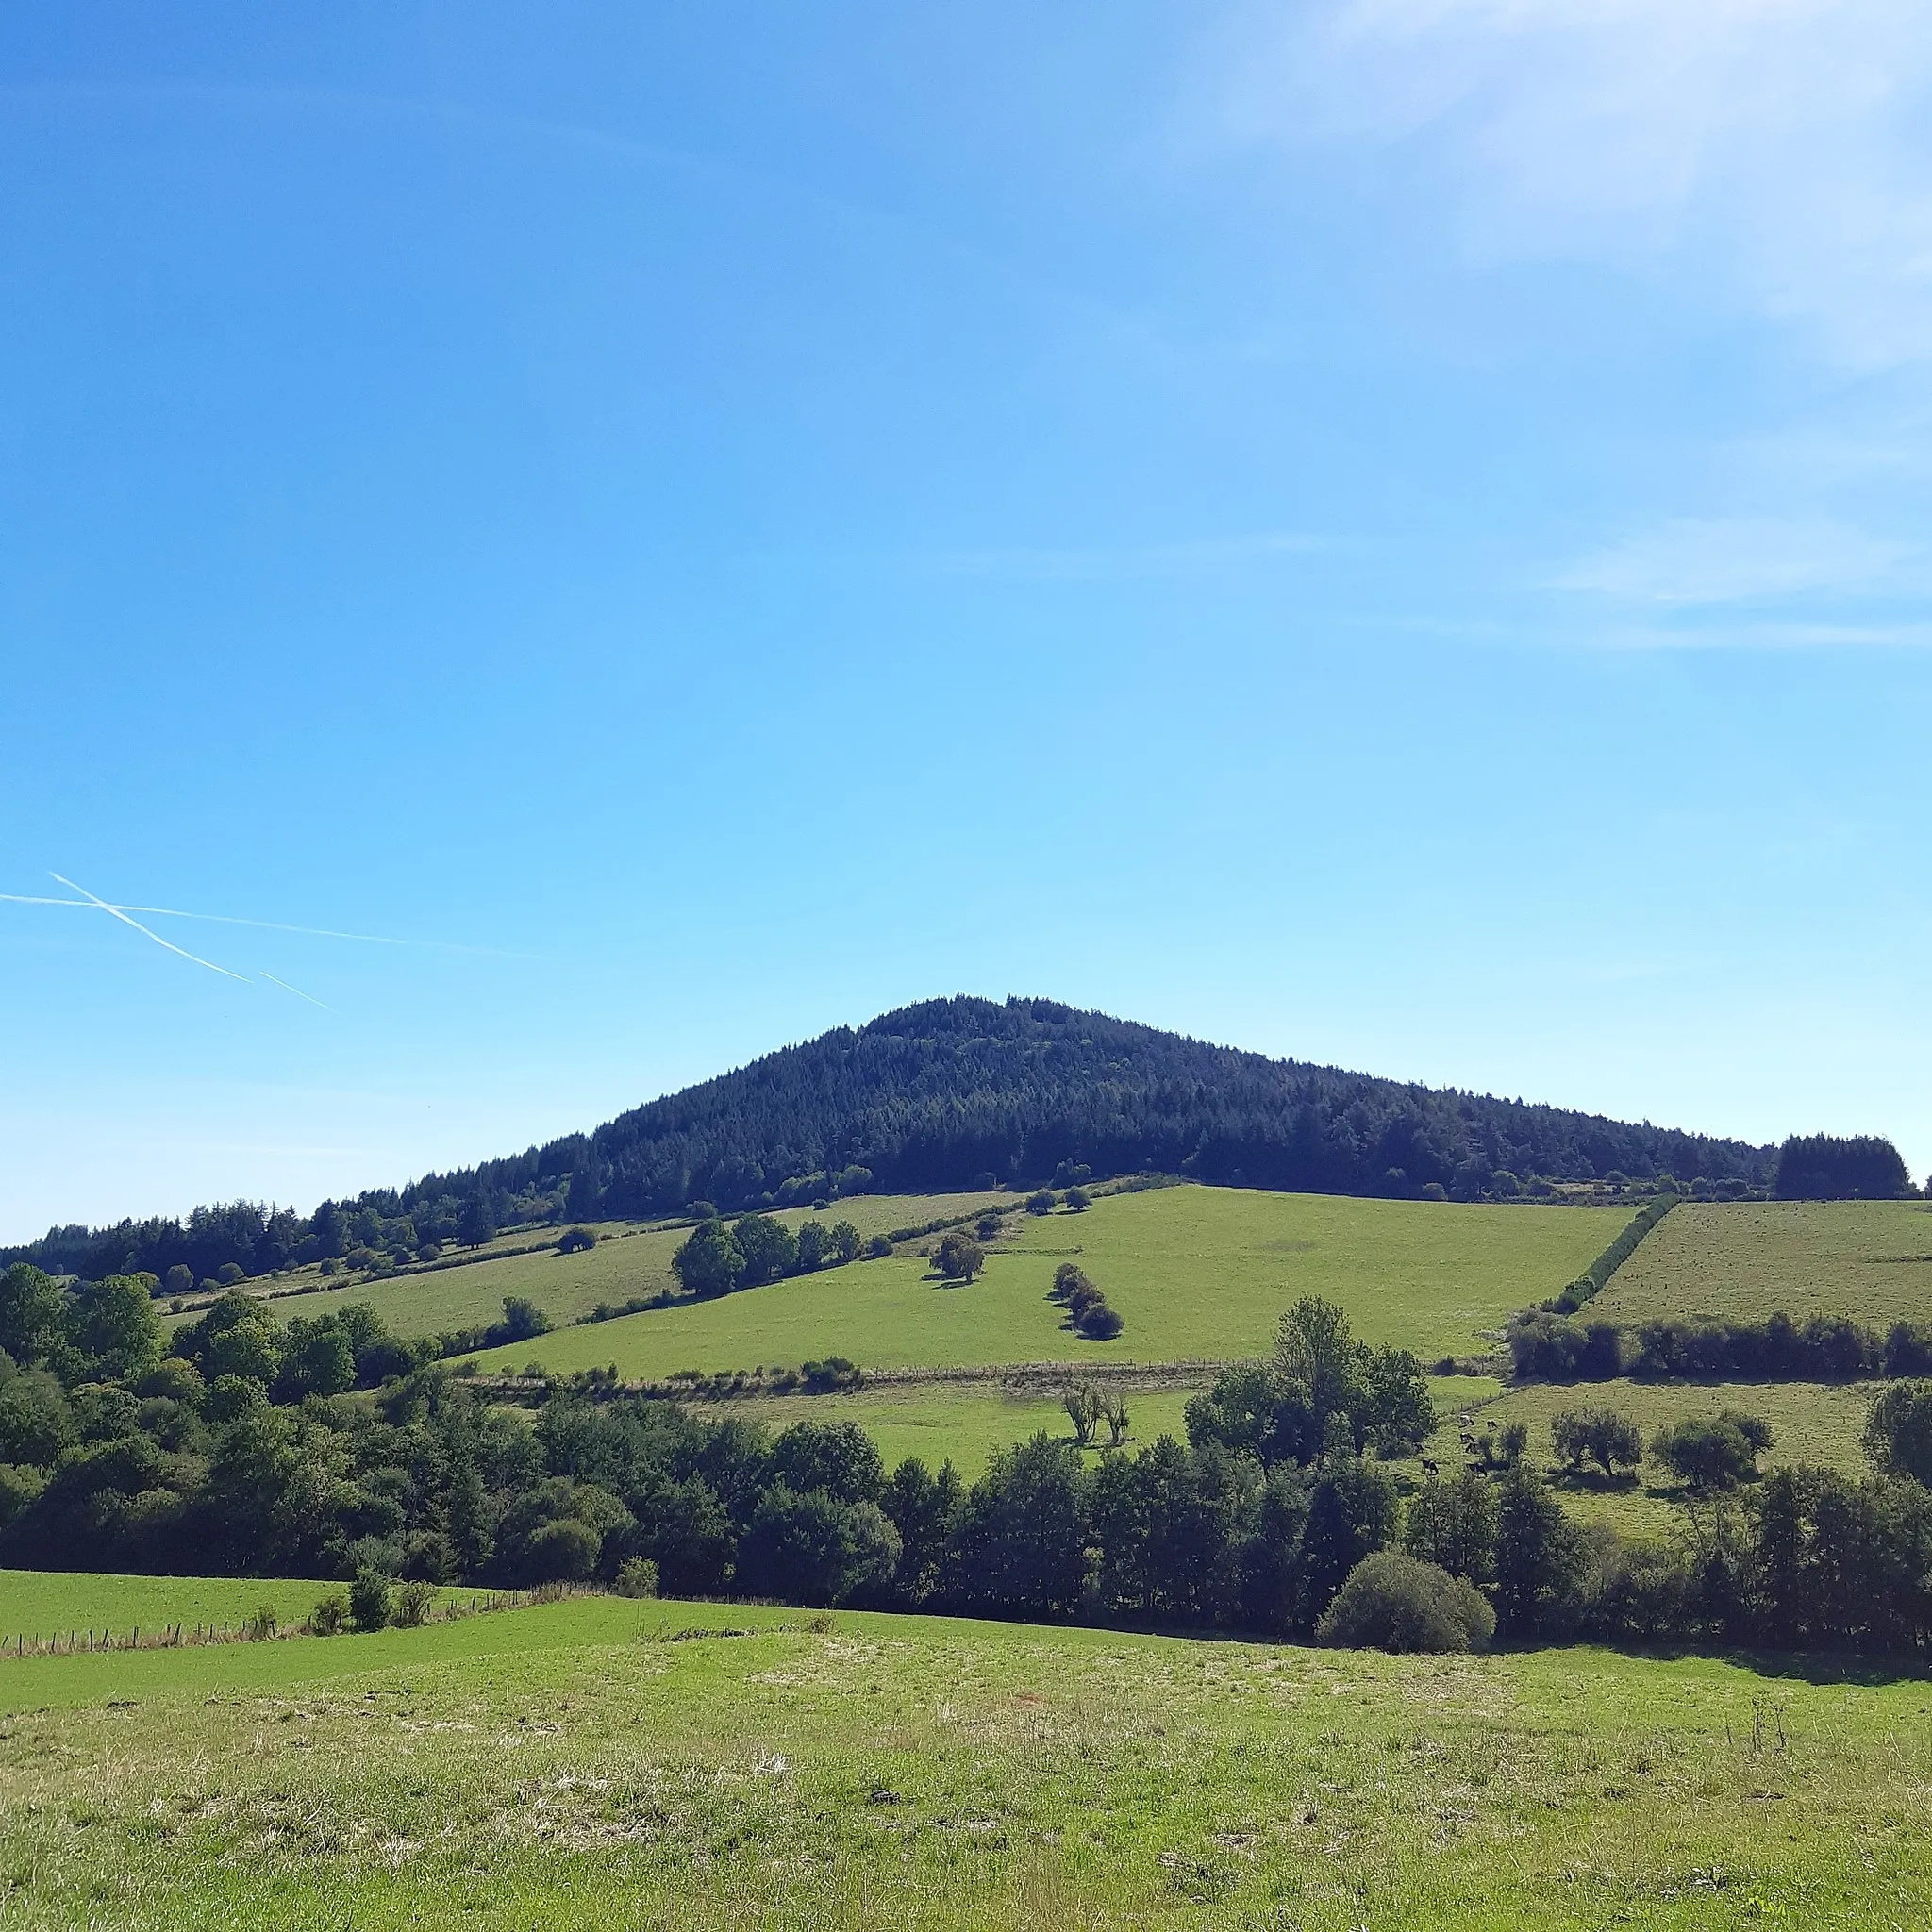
[
  {"x1": 0, "y1": 1589, "x2": 1924, "y2": 1929},
  {"x1": 473, "y1": 1185, "x2": 1625, "y2": 1381},
  {"x1": 1594, "y1": 1198, "x2": 1932, "y2": 1330}
]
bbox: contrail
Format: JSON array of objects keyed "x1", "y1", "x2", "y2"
[
  {"x1": 259, "y1": 970, "x2": 331, "y2": 1010},
  {"x1": 0, "y1": 891, "x2": 539, "y2": 959},
  {"x1": 48, "y1": 872, "x2": 252, "y2": 982}
]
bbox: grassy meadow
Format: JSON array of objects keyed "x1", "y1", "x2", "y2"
[
  {"x1": 1424, "y1": 1377, "x2": 1884, "y2": 1541},
  {"x1": 471, "y1": 1185, "x2": 1625, "y2": 1381},
  {"x1": 0, "y1": 1572, "x2": 496, "y2": 1651},
  {"x1": 0, "y1": 1571, "x2": 334, "y2": 1647},
  {"x1": 1593, "y1": 1198, "x2": 1932, "y2": 1330},
  {"x1": 0, "y1": 1586, "x2": 1925, "y2": 1929}
]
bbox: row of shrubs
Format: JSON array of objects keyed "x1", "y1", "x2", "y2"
[
  {"x1": 1050, "y1": 1263, "x2": 1124, "y2": 1340},
  {"x1": 1547, "y1": 1194, "x2": 1678, "y2": 1315},
  {"x1": 1508, "y1": 1307, "x2": 1932, "y2": 1383}
]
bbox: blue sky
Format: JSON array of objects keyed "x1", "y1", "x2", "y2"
[{"x1": 3, "y1": 2, "x2": 1929, "y2": 1240}]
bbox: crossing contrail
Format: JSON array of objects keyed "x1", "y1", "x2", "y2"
[
  {"x1": 0, "y1": 891, "x2": 536, "y2": 958},
  {"x1": 48, "y1": 872, "x2": 252, "y2": 982}
]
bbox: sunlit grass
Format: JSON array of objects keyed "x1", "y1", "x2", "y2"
[
  {"x1": 0, "y1": 1590, "x2": 1924, "y2": 1928},
  {"x1": 1596, "y1": 1199, "x2": 1932, "y2": 1330},
  {"x1": 475, "y1": 1185, "x2": 1624, "y2": 1382}
]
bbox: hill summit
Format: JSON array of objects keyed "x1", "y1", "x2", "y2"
[{"x1": 552, "y1": 994, "x2": 1769, "y2": 1216}]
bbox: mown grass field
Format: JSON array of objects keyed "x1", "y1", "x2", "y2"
[
  {"x1": 237, "y1": 1193, "x2": 1012, "y2": 1340},
  {"x1": 472, "y1": 1185, "x2": 1625, "y2": 1382},
  {"x1": 0, "y1": 1587, "x2": 1925, "y2": 1929},
  {"x1": 1593, "y1": 1198, "x2": 1932, "y2": 1330}
]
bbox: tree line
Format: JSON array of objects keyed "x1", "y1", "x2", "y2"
[{"x1": 1509, "y1": 1307, "x2": 1932, "y2": 1383}]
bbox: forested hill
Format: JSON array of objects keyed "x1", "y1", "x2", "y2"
[
  {"x1": 9, "y1": 995, "x2": 1778, "y2": 1285},
  {"x1": 575, "y1": 995, "x2": 1774, "y2": 1211}
]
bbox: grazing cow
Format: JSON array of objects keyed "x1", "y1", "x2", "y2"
[{"x1": 1419, "y1": 1457, "x2": 1439, "y2": 1476}]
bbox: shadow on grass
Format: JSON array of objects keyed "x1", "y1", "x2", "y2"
[{"x1": 1532, "y1": 1639, "x2": 1932, "y2": 1688}]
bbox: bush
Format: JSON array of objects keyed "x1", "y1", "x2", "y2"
[
  {"x1": 974, "y1": 1214, "x2": 1002, "y2": 1241},
  {"x1": 1024, "y1": 1190, "x2": 1058, "y2": 1216},
  {"x1": 673, "y1": 1219, "x2": 743, "y2": 1297},
  {"x1": 523, "y1": 1516, "x2": 601, "y2": 1583},
  {"x1": 1315, "y1": 1551, "x2": 1494, "y2": 1653},
  {"x1": 349, "y1": 1569, "x2": 393, "y2": 1632},
  {"x1": 932, "y1": 1232, "x2": 985, "y2": 1282},
  {"x1": 310, "y1": 1590, "x2": 350, "y2": 1636},
  {"x1": 614, "y1": 1557, "x2": 659, "y2": 1598},
  {"x1": 865, "y1": 1234, "x2": 893, "y2": 1259},
  {"x1": 735, "y1": 1486, "x2": 902, "y2": 1607},
  {"x1": 558, "y1": 1226, "x2": 598, "y2": 1255},
  {"x1": 215, "y1": 1261, "x2": 245, "y2": 1286},
  {"x1": 1863, "y1": 1380, "x2": 1932, "y2": 1486},
  {"x1": 1550, "y1": 1406, "x2": 1643, "y2": 1478},
  {"x1": 1076, "y1": 1302, "x2": 1124, "y2": 1341},
  {"x1": 244, "y1": 1603, "x2": 277, "y2": 1641},
  {"x1": 733, "y1": 1213, "x2": 798, "y2": 1285},
  {"x1": 1063, "y1": 1187, "x2": 1091, "y2": 1212},
  {"x1": 392, "y1": 1579, "x2": 435, "y2": 1627},
  {"x1": 1652, "y1": 1413, "x2": 1770, "y2": 1491},
  {"x1": 489, "y1": 1297, "x2": 552, "y2": 1346},
  {"x1": 1053, "y1": 1261, "x2": 1093, "y2": 1305}
]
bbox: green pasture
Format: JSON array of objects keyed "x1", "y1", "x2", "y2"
[
  {"x1": 239, "y1": 1192, "x2": 1011, "y2": 1340},
  {"x1": 0, "y1": 1588, "x2": 1926, "y2": 1928},
  {"x1": 0, "y1": 1572, "x2": 494, "y2": 1649},
  {"x1": 472, "y1": 1184, "x2": 1624, "y2": 1381},
  {"x1": 1594, "y1": 1198, "x2": 1932, "y2": 1330},
  {"x1": 691, "y1": 1371, "x2": 1506, "y2": 1484},
  {"x1": 1410, "y1": 1377, "x2": 1882, "y2": 1541},
  {"x1": 0, "y1": 1571, "x2": 331, "y2": 1647}
]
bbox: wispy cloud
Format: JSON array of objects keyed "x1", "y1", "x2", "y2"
[
  {"x1": 1557, "y1": 516, "x2": 1907, "y2": 604},
  {"x1": 1216, "y1": 0, "x2": 1932, "y2": 364}
]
